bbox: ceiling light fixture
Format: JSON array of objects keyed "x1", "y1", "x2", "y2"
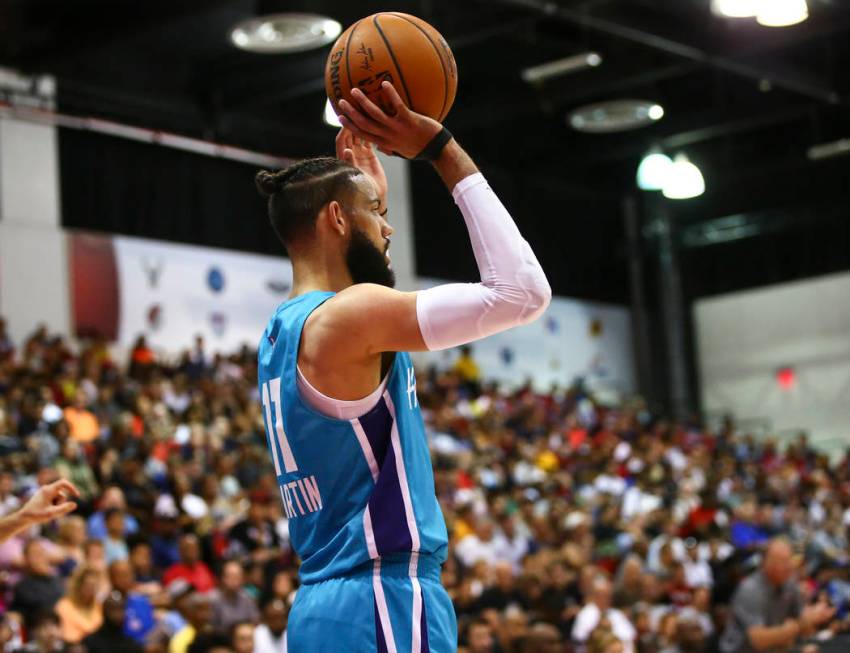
[
  {"x1": 230, "y1": 13, "x2": 342, "y2": 54},
  {"x1": 662, "y1": 154, "x2": 706, "y2": 200},
  {"x1": 323, "y1": 98, "x2": 342, "y2": 128},
  {"x1": 756, "y1": 0, "x2": 809, "y2": 27},
  {"x1": 569, "y1": 99, "x2": 666, "y2": 133},
  {"x1": 521, "y1": 52, "x2": 603, "y2": 84},
  {"x1": 637, "y1": 150, "x2": 674, "y2": 191},
  {"x1": 711, "y1": 0, "x2": 761, "y2": 18}
]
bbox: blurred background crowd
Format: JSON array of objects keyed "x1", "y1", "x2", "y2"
[{"x1": 1, "y1": 320, "x2": 850, "y2": 653}]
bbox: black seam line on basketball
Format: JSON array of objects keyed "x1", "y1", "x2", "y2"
[
  {"x1": 389, "y1": 13, "x2": 448, "y2": 122},
  {"x1": 372, "y1": 15, "x2": 414, "y2": 112},
  {"x1": 345, "y1": 20, "x2": 359, "y2": 104}
]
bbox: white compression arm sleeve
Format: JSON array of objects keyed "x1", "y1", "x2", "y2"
[{"x1": 415, "y1": 173, "x2": 551, "y2": 351}]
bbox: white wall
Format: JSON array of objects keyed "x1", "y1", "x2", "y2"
[
  {"x1": 695, "y1": 271, "x2": 850, "y2": 453},
  {"x1": 0, "y1": 111, "x2": 69, "y2": 344}
]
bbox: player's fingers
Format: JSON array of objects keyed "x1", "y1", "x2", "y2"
[
  {"x1": 380, "y1": 81, "x2": 408, "y2": 117},
  {"x1": 39, "y1": 501, "x2": 78, "y2": 522},
  {"x1": 341, "y1": 148, "x2": 355, "y2": 165},
  {"x1": 338, "y1": 99, "x2": 387, "y2": 136},
  {"x1": 350, "y1": 87, "x2": 395, "y2": 124},
  {"x1": 337, "y1": 115, "x2": 389, "y2": 150},
  {"x1": 46, "y1": 478, "x2": 80, "y2": 499}
]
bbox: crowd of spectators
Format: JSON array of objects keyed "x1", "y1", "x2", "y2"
[{"x1": 1, "y1": 317, "x2": 850, "y2": 653}]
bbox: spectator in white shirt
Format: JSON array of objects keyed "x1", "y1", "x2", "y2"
[
  {"x1": 253, "y1": 599, "x2": 288, "y2": 653},
  {"x1": 572, "y1": 576, "x2": 636, "y2": 653},
  {"x1": 456, "y1": 518, "x2": 504, "y2": 569}
]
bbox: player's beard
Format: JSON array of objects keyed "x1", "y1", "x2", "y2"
[{"x1": 346, "y1": 227, "x2": 396, "y2": 288}]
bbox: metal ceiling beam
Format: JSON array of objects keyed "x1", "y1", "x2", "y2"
[{"x1": 494, "y1": 0, "x2": 843, "y2": 105}]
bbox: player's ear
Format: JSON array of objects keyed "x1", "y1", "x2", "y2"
[{"x1": 324, "y1": 200, "x2": 347, "y2": 237}]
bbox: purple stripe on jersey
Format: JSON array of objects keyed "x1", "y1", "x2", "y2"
[
  {"x1": 358, "y1": 396, "x2": 392, "y2": 469},
  {"x1": 374, "y1": 599, "x2": 390, "y2": 653},
  {"x1": 368, "y1": 438, "x2": 414, "y2": 554},
  {"x1": 420, "y1": 587, "x2": 430, "y2": 653}
]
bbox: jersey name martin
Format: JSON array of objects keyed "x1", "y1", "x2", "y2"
[{"x1": 279, "y1": 475, "x2": 323, "y2": 518}]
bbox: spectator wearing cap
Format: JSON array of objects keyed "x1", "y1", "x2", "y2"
[
  {"x1": 150, "y1": 497, "x2": 181, "y2": 569},
  {"x1": 253, "y1": 599, "x2": 288, "y2": 653},
  {"x1": 720, "y1": 538, "x2": 835, "y2": 653},
  {"x1": 210, "y1": 561, "x2": 258, "y2": 631},
  {"x1": 572, "y1": 576, "x2": 636, "y2": 653},
  {"x1": 82, "y1": 591, "x2": 142, "y2": 653}
]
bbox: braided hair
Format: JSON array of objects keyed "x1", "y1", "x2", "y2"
[{"x1": 256, "y1": 157, "x2": 362, "y2": 246}]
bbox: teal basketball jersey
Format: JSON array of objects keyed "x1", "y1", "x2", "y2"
[{"x1": 257, "y1": 291, "x2": 449, "y2": 585}]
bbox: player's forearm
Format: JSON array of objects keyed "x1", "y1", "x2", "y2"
[
  {"x1": 0, "y1": 510, "x2": 31, "y2": 544},
  {"x1": 416, "y1": 150, "x2": 551, "y2": 351},
  {"x1": 431, "y1": 138, "x2": 478, "y2": 192}
]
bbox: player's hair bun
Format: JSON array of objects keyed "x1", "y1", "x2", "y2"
[{"x1": 255, "y1": 170, "x2": 280, "y2": 198}]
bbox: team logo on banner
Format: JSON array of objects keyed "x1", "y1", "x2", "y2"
[
  {"x1": 207, "y1": 267, "x2": 225, "y2": 293},
  {"x1": 265, "y1": 279, "x2": 291, "y2": 295},
  {"x1": 147, "y1": 304, "x2": 163, "y2": 331},
  {"x1": 210, "y1": 311, "x2": 227, "y2": 337},
  {"x1": 141, "y1": 256, "x2": 164, "y2": 288}
]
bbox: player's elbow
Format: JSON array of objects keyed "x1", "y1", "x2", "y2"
[{"x1": 518, "y1": 268, "x2": 551, "y2": 325}]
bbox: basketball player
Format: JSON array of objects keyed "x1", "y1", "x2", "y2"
[{"x1": 256, "y1": 81, "x2": 550, "y2": 652}]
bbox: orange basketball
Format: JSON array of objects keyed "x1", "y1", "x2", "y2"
[{"x1": 325, "y1": 12, "x2": 458, "y2": 123}]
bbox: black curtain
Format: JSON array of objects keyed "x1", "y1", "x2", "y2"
[{"x1": 59, "y1": 128, "x2": 281, "y2": 257}]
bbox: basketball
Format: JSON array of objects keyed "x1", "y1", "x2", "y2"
[{"x1": 325, "y1": 12, "x2": 458, "y2": 123}]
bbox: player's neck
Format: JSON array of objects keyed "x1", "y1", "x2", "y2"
[{"x1": 289, "y1": 255, "x2": 353, "y2": 298}]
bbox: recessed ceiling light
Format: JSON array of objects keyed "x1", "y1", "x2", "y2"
[
  {"x1": 230, "y1": 13, "x2": 342, "y2": 54},
  {"x1": 568, "y1": 99, "x2": 665, "y2": 133}
]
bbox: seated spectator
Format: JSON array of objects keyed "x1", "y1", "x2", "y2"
[
  {"x1": 10, "y1": 539, "x2": 65, "y2": 618},
  {"x1": 456, "y1": 518, "x2": 503, "y2": 569},
  {"x1": 54, "y1": 565, "x2": 104, "y2": 643},
  {"x1": 63, "y1": 389, "x2": 100, "y2": 444},
  {"x1": 253, "y1": 599, "x2": 288, "y2": 653},
  {"x1": 461, "y1": 619, "x2": 498, "y2": 653},
  {"x1": 210, "y1": 561, "x2": 258, "y2": 630},
  {"x1": 163, "y1": 534, "x2": 215, "y2": 593},
  {"x1": 54, "y1": 516, "x2": 86, "y2": 576},
  {"x1": 102, "y1": 508, "x2": 129, "y2": 564},
  {"x1": 230, "y1": 622, "x2": 254, "y2": 653},
  {"x1": 87, "y1": 487, "x2": 139, "y2": 540},
  {"x1": 520, "y1": 622, "x2": 563, "y2": 653},
  {"x1": 169, "y1": 592, "x2": 214, "y2": 653},
  {"x1": 82, "y1": 591, "x2": 142, "y2": 653},
  {"x1": 107, "y1": 560, "x2": 155, "y2": 644},
  {"x1": 613, "y1": 555, "x2": 645, "y2": 609},
  {"x1": 572, "y1": 576, "x2": 636, "y2": 653},
  {"x1": 54, "y1": 440, "x2": 99, "y2": 504},
  {"x1": 226, "y1": 492, "x2": 281, "y2": 564},
  {"x1": 719, "y1": 539, "x2": 835, "y2": 653},
  {"x1": 660, "y1": 617, "x2": 707, "y2": 653},
  {"x1": 12, "y1": 610, "x2": 62, "y2": 653},
  {"x1": 187, "y1": 632, "x2": 233, "y2": 653}
]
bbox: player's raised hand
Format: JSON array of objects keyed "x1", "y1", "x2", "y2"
[
  {"x1": 337, "y1": 82, "x2": 444, "y2": 160},
  {"x1": 335, "y1": 127, "x2": 388, "y2": 208},
  {"x1": 20, "y1": 479, "x2": 80, "y2": 526}
]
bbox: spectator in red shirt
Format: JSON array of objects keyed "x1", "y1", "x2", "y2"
[{"x1": 162, "y1": 534, "x2": 215, "y2": 593}]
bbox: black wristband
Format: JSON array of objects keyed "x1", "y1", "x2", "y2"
[{"x1": 414, "y1": 127, "x2": 453, "y2": 162}]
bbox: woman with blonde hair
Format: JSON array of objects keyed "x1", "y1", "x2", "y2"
[{"x1": 55, "y1": 564, "x2": 104, "y2": 642}]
